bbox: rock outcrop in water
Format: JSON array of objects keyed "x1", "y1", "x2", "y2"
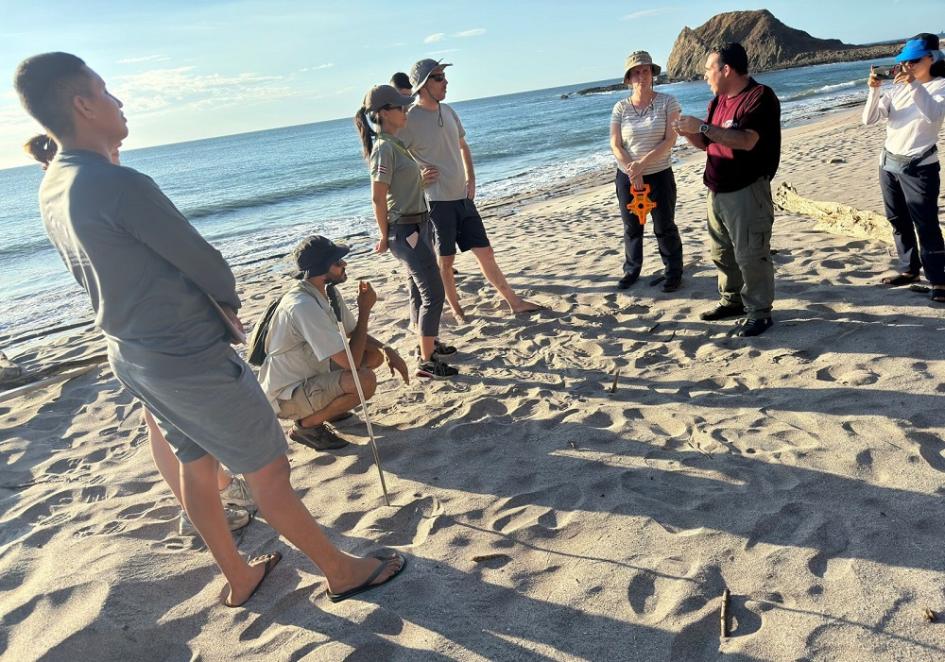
[{"x1": 665, "y1": 10, "x2": 901, "y2": 81}]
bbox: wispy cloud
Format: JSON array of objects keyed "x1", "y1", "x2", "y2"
[
  {"x1": 300, "y1": 63, "x2": 334, "y2": 72},
  {"x1": 112, "y1": 66, "x2": 294, "y2": 114},
  {"x1": 454, "y1": 28, "x2": 486, "y2": 38},
  {"x1": 117, "y1": 54, "x2": 170, "y2": 65},
  {"x1": 621, "y1": 8, "x2": 676, "y2": 21},
  {"x1": 424, "y1": 32, "x2": 446, "y2": 44}
]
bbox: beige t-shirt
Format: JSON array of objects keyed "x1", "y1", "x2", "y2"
[
  {"x1": 258, "y1": 281, "x2": 356, "y2": 408},
  {"x1": 399, "y1": 102, "x2": 468, "y2": 201}
]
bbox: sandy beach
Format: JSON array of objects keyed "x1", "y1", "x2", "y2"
[{"x1": 3, "y1": 108, "x2": 945, "y2": 661}]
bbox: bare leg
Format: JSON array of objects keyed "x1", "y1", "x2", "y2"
[
  {"x1": 243, "y1": 455, "x2": 403, "y2": 594},
  {"x1": 179, "y1": 454, "x2": 263, "y2": 605},
  {"x1": 298, "y1": 369, "x2": 376, "y2": 429},
  {"x1": 470, "y1": 246, "x2": 541, "y2": 314},
  {"x1": 146, "y1": 409, "x2": 233, "y2": 499},
  {"x1": 438, "y1": 254, "x2": 466, "y2": 322}
]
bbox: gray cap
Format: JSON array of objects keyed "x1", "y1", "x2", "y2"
[
  {"x1": 409, "y1": 58, "x2": 452, "y2": 94},
  {"x1": 362, "y1": 84, "x2": 414, "y2": 113}
]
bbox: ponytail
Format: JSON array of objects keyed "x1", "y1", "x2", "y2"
[
  {"x1": 353, "y1": 107, "x2": 378, "y2": 160},
  {"x1": 23, "y1": 133, "x2": 57, "y2": 167}
]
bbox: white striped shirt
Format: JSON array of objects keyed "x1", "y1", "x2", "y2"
[{"x1": 611, "y1": 92, "x2": 681, "y2": 175}]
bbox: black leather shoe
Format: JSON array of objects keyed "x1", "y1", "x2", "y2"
[
  {"x1": 289, "y1": 424, "x2": 350, "y2": 450},
  {"x1": 661, "y1": 276, "x2": 682, "y2": 292},
  {"x1": 617, "y1": 274, "x2": 639, "y2": 290},
  {"x1": 700, "y1": 303, "x2": 746, "y2": 321},
  {"x1": 730, "y1": 317, "x2": 773, "y2": 337}
]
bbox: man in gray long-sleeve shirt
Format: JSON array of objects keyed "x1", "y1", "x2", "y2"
[{"x1": 14, "y1": 52, "x2": 404, "y2": 608}]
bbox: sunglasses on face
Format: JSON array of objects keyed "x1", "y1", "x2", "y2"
[
  {"x1": 380, "y1": 105, "x2": 406, "y2": 112},
  {"x1": 428, "y1": 73, "x2": 446, "y2": 82},
  {"x1": 903, "y1": 57, "x2": 925, "y2": 65}
]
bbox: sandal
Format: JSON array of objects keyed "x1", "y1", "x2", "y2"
[
  {"x1": 931, "y1": 288, "x2": 945, "y2": 304},
  {"x1": 223, "y1": 551, "x2": 282, "y2": 607},
  {"x1": 879, "y1": 273, "x2": 920, "y2": 287}
]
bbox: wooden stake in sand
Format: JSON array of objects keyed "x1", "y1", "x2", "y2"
[
  {"x1": 327, "y1": 284, "x2": 391, "y2": 507},
  {"x1": 720, "y1": 588, "x2": 731, "y2": 638},
  {"x1": 609, "y1": 368, "x2": 621, "y2": 394}
]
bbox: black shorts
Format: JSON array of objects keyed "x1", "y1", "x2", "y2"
[{"x1": 428, "y1": 199, "x2": 491, "y2": 256}]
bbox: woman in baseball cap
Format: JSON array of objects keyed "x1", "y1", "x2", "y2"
[
  {"x1": 354, "y1": 85, "x2": 458, "y2": 378},
  {"x1": 864, "y1": 33, "x2": 945, "y2": 303}
]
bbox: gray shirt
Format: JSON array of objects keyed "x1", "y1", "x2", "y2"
[
  {"x1": 399, "y1": 102, "x2": 468, "y2": 201},
  {"x1": 40, "y1": 150, "x2": 238, "y2": 369}
]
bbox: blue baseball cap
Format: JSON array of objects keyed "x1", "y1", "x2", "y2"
[{"x1": 896, "y1": 35, "x2": 938, "y2": 62}]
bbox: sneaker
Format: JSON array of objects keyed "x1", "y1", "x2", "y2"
[
  {"x1": 416, "y1": 340, "x2": 457, "y2": 361},
  {"x1": 289, "y1": 423, "x2": 350, "y2": 451},
  {"x1": 178, "y1": 505, "x2": 251, "y2": 536},
  {"x1": 617, "y1": 273, "x2": 639, "y2": 290},
  {"x1": 699, "y1": 303, "x2": 746, "y2": 321},
  {"x1": 729, "y1": 317, "x2": 773, "y2": 337},
  {"x1": 416, "y1": 357, "x2": 459, "y2": 379},
  {"x1": 219, "y1": 475, "x2": 254, "y2": 508}
]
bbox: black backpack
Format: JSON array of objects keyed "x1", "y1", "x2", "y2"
[{"x1": 245, "y1": 294, "x2": 285, "y2": 367}]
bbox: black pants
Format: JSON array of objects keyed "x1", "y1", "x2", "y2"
[
  {"x1": 615, "y1": 168, "x2": 683, "y2": 279},
  {"x1": 879, "y1": 162, "x2": 945, "y2": 286}
]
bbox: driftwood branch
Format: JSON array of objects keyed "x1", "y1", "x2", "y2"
[{"x1": 774, "y1": 182, "x2": 892, "y2": 245}]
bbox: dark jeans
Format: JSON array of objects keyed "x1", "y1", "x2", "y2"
[
  {"x1": 615, "y1": 168, "x2": 683, "y2": 279},
  {"x1": 879, "y1": 162, "x2": 945, "y2": 285},
  {"x1": 388, "y1": 222, "x2": 445, "y2": 337}
]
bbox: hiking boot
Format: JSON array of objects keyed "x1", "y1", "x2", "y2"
[
  {"x1": 219, "y1": 475, "x2": 254, "y2": 508},
  {"x1": 417, "y1": 357, "x2": 459, "y2": 379},
  {"x1": 178, "y1": 505, "x2": 251, "y2": 536},
  {"x1": 289, "y1": 423, "x2": 350, "y2": 451},
  {"x1": 700, "y1": 303, "x2": 746, "y2": 321},
  {"x1": 661, "y1": 276, "x2": 682, "y2": 292},
  {"x1": 730, "y1": 317, "x2": 773, "y2": 337},
  {"x1": 617, "y1": 273, "x2": 639, "y2": 290}
]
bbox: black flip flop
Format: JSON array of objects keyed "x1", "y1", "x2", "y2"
[
  {"x1": 931, "y1": 288, "x2": 945, "y2": 304},
  {"x1": 223, "y1": 551, "x2": 282, "y2": 608},
  {"x1": 327, "y1": 553, "x2": 407, "y2": 603}
]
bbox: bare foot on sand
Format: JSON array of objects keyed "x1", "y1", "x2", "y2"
[
  {"x1": 326, "y1": 553, "x2": 406, "y2": 602},
  {"x1": 509, "y1": 299, "x2": 545, "y2": 315}
]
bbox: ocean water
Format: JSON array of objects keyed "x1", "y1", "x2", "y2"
[{"x1": 0, "y1": 57, "x2": 895, "y2": 342}]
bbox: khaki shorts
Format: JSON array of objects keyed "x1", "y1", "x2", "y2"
[{"x1": 277, "y1": 372, "x2": 345, "y2": 421}]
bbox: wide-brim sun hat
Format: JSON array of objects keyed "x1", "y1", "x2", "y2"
[
  {"x1": 362, "y1": 84, "x2": 414, "y2": 113},
  {"x1": 293, "y1": 235, "x2": 351, "y2": 279},
  {"x1": 896, "y1": 35, "x2": 938, "y2": 63},
  {"x1": 623, "y1": 50, "x2": 661, "y2": 79},
  {"x1": 409, "y1": 59, "x2": 452, "y2": 95}
]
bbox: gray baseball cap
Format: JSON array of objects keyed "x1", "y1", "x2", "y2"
[
  {"x1": 409, "y1": 58, "x2": 452, "y2": 94},
  {"x1": 362, "y1": 84, "x2": 414, "y2": 113}
]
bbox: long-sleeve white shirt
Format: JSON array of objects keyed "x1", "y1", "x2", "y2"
[{"x1": 862, "y1": 78, "x2": 945, "y2": 164}]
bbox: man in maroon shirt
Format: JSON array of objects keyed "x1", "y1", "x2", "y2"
[{"x1": 675, "y1": 42, "x2": 781, "y2": 337}]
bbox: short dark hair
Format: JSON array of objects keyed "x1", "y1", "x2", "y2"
[
  {"x1": 13, "y1": 52, "x2": 91, "y2": 139},
  {"x1": 712, "y1": 42, "x2": 749, "y2": 75},
  {"x1": 390, "y1": 72, "x2": 411, "y2": 90}
]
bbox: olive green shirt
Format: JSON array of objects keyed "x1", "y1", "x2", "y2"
[{"x1": 369, "y1": 132, "x2": 428, "y2": 224}]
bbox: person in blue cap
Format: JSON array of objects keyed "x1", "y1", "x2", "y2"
[{"x1": 864, "y1": 33, "x2": 945, "y2": 303}]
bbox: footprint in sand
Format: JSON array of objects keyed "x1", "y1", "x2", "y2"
[
  {"x1": 355, "y1": 495, "x2": 444, "y2": 547},
  {"x1": 488, "y1": 484, "x2": 584, "y2": 538}
]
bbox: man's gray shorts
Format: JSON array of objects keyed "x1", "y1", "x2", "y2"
[{"x1": 110, "y1": 344, "x2": 288, "y2": 475}]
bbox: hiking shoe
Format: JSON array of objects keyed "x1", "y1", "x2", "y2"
[
  {"x1": 289, "y1": 423, "x2": 350, "y2": 451},
  {"x1": 417, "y1": 357, "x2": 459, "y2": 379},
  {"x1": 730, "y1": 317, "x2": 773, "y2": 337},
  {"x1": 178, "y1": 505, "x2": 251, "y2": 536},
  {"x1": 617, "y1": 273, "x2": 639, "y2": 290},
  {"x1": 661, "y1": 276, "x2": 682, "y2": 293},
  {"x1": 219, "y1": 475, "x2": 254, "y2": 508},
  {"x1": 700, "y1": 303, "x2": 746, "y2": 321},
  {"x1": 416, "y1": 340, "x2": 457, "y2": 361}
]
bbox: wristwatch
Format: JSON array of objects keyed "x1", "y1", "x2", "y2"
[{"x1": 699, "y1": 123, "x2": 710, "y2": 134}]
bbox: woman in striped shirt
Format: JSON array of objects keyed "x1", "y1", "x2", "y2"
[{"x1": 609, "y1": 51, "x2": 684, "y2": 292}]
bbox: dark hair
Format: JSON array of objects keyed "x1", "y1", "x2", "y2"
[
  {"x1": 390, "y1": 72, "x2": 411, "y2": 90},
  {"x1": 354, "y1": 107, "x2": 378, "y2": 159},
  {"x1": 914, "y1": 33, "x2": 945, "y2": 78},
  {"x1": 712, "y1": 42, "x2": 749, "y2": 75},
  {"x1": 13, "y1": 52, "x2": 92, "y2": 140},
  {"x1": 23, "y1": 134, "x2": 58, "y2": 167}
]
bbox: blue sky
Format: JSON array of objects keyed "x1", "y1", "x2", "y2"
[{"x1": 1, "y1": 1, "x2": 941, "y2": 168}]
